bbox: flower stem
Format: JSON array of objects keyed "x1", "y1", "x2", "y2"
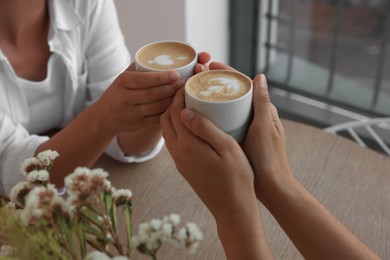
[
  {"x1": 123, "y1": 203, "x2": 132, "y2": 253},
  {"x1": 78, "y1": 227, "x2": 87, "y2": 258}
]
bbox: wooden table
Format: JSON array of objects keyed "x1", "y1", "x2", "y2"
[{"x1": 93, "y1": 119, "x2": 390, "y2": 259}]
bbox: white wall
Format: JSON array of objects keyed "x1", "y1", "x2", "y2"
[
  {"x1": 114, "y1": 0, "x2": 229, "y2": 64},
  {"x1": 185, "y1": 0, "x2": 230, "y2": 64}
]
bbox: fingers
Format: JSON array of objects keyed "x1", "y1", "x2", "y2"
[
  {"x1": 252, "y1": 74, "x2": 272, "y2": 117},
  {"x1": 198, "y1": 52, "x2": 211, "y2": 64},
  {"x1": 160, "y1": 89, "x2": 187, "y2": 153},
  {"x1": 180, "y1": 108, "x2": 234, "y2": 154},
  {"x1": 252, "y1": 74, "x2": 283, "y2": 133},
  {"x1": 168, "y1": 88, "x2": 191, "y2": 137},
  {"x1": 131, "y1": 78, "x2": 186, "y2": 104},
  {"x1": 195, "y1": 63, "x2": 208, "y2": 74},
  {"x1": 119, "y1": 70, "x2": 180, "y2": 89},
  {"x1": 137, "y1": 97, "x2": 174, "y2": 116},
  {"x1": 160, "y1": 109, "x2": 177, "y2": 151},
  {"x1": 195, "y1": 52, "x2": 211, "y2": 74},
  {"x1": 162, "y1": 87, "x2": 232, "y2": 156}
]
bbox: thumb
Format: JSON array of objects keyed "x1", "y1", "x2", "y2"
[
  {"x1": 180, "y1": 108, "x2": 232, "y2": 152},
  {"x1": 252, "y1": 74, "x2": 284, "y2": 134},
  {"x1": 253, "y1": 74, "x2": 272, "y2": 119}
]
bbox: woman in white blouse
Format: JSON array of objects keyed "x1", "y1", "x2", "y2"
[{"x1": 0, "y1": 0, "x2": 210, "y2": 196}]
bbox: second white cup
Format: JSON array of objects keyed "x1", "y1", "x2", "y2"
[
  {"x1": 135, "y1": 41, "x2": 197, "y2": 78},
  {"x1": 185, "y1": 70, "x2": 253, "y2": 142}
]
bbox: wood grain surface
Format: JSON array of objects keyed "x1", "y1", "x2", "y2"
[{"x1": 93, "y1": 119, "x2": 390, "y2": 259}]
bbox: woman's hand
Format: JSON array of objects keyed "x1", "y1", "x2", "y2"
[
  {"x1": 198, "y1": 61, "x2": 294, "y2": 203},
  {"x1": 160, "y1": 87, "x2": 273, "y2": 260},
  {"x1": 94, "y1": 52, "x2": 211, "y2": 136},
  {"x1": 160, "y1": 88, "x2": 256, "y2": 220},
  {"x1": 243, "y1": 75, "x2": 294, "y2": 203},
  {"x1": 195, "y1": 52, "x2": 211, "y2": 73},
  {"x1": 94, "y1": 63, "x2": 182, "y2": 135}
]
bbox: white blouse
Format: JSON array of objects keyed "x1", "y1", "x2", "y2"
[
  {"x1": 18, "y1": 54, "x2": 65, "y2": 134},
  {"x1": 0, "y1": 0, "x2": 163, "y2": 196}
]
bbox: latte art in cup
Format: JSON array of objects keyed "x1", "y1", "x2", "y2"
[
  {"x1": 185, "y1": 70, "x2": 253, "y2": 142},
  {"x1": 136, "y1": 41, "x2": 197, "y2": 70},
  {"x1": 186, "y1": 70, "x2": 251, "y2": 102}
]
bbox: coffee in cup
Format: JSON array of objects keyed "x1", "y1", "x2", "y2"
[
  {"x1": 135, "y1": 41, "x2": 197, "y2": 78},
  {"x1": 185, "y1": 70, "x2": 253, "y2": 142}
]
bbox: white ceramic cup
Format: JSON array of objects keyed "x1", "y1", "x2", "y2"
[
  {"x1": 185, "y1": 70, "x2": 253, "y2": 142},
  {"x1": 135, "y1": 41, "x2": 197, "y2": 78}
]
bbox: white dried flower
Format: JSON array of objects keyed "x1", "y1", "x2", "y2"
[
  {"x1": 177, "y1": 227, "x2": 187, "y2": 241},
  {"x1": 50, "y1": 196, "x2": 66, "y2": 215},
  {"x1": 112, "y1": 189, "x2": 132, "y2": 205},
  {"x1": 138, "y1": 222, "x2": 150, "y2": 237},
  {"x1": 161, "y1": 223, "x2": 173, "y2": 238},
  {"x1": 84, "y1": 251, "x2": 110, "y2": 260},
  {"x1": 103, "y1": 179, "x2": 112, "y2": 192},
  {"x1": 188, "y1": 240, "x2": 201, "y2": 254},
  {"x1": 112, "y1": 257, "x2": 130, "y2": 260},
  {"x1": 36, "y1": 150, "x2": 59, "y2": 166},
  {"x1": 65, "y1": 167, "x2": 109, "y2": 199},
  {"x1": 0, "y1": 245, "x2": 14, "y2": 256},
  {"x1": 7, "y1": 201, "x2": 16, "y2": 210},
  {"x1": 65, "y1": 167, "x2": 90, "y2": 193},
  {"x1": 20, "y1": 157, "x2": 42, "y2": 176},
  {"x1": 26, "y1": 169, "x2": 50, "y2": 183},
  {"x1": 150, "y1": 219, "x2": 162, "y2": 230},
  {"x1": 9, "y1": 181, "x2": 32, "y2": 205},
  {"x1": 97, "y1": 215, "x2": 112, "y2": 227},
  {"x1": 63, "y1": 195, "x2": 78, "y2": 218},
  {"x1": 186, "y1": 222, "x2": 203, "y2": 241},
  {"x1": 20, "y1": 185, "x2": 58, "y2": 225},
  {"x1": 179, "y1": 222, "x2": 203, "y2": 254},
  {"x1": 168, "y1": 213, "x2": 180, "y2": 226}
]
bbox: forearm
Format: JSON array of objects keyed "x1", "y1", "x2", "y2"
[
  {"x1": 36, "y1": 103, "x2": 115, "y2": 188},
  {"x1": 214, "y1": 194, "x2": 274, "y2": 260},
  {"x1": 118, "y1": 126, "x2": 162, "y2": 156},
  {"x1": 258, "y1": 174, "x2": 379, "y2": 260}
]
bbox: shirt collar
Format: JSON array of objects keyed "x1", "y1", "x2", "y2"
[{"x1": 49, "y1": 0, "x2": 83, "y2": 31}]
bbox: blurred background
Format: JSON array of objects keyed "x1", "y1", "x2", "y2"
[{"x1": 115, "y1": 0, "x2": 389, "y2": 129}]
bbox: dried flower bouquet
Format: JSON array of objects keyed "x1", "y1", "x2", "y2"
[{"x1": 0, "y1": 150, "x2": 203, "y2": 260}]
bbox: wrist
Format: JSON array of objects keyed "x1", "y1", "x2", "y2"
[
  {"x1": 213, "y1": 186, "x2": 260, "y2": 227},
  {"x1": 117, "y1": 126, "x2": 162, "y2": 156},
  {"x1": 254, "y1": 169, "x2": 302, "y2": 210},
  {"x1": 87, "y1": 101, "x2": 117, "y2": 137},
  {"x1": 255, "y1": 172, "x2": 304, "y2": 213},
  {"x1": 214, "y1": 196, "x2": 272, "y2": 259}
]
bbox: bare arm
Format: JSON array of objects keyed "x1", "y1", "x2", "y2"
[
  {"x1": 37, "y1": 67, "x2": 182, "y2": 188},
  {"x1": 244, "y1": 74, "x2": 379, "y2": 260},
  {"x1": 38, "y1": 53, "x2": 212, "y2": 189},
  {"x1": 111, "y1": 53, "x2": 212, "y2": 156},
  {"x1": 160, "y1": 88, "x2": 274, "y2": 260}
]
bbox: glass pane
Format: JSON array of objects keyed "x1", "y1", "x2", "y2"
[{"x1": 259, "y1": 0, "x2": 390, "y2": 116}]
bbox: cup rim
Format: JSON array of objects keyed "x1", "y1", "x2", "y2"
[
  {"x1": 184, "y1": 70, "x2": 253, "y2": 104},
  {"x1": 135, "y1": 40, "x2": 197, "y2": 71}
]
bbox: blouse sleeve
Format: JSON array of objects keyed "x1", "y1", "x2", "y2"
[
  {"x1": 82, "y1": 0, "x2": 164, "y2": 163},
  {"x1": 83, "y1": 0, "x2": 130, "y2": 103},
  {"x1": 0, "y1": 112, "x2": 49, "y2": 196}
]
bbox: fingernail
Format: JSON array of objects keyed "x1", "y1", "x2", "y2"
[
  {"x1": 260, "y1": 75, "x2": 266, "y2": 88},
  {"x1": 169, "y1": 71, "x2": 180, "y2": 81},
  {"x1": 181, "y1": 109, "x2": 195, "y2": 121}
]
